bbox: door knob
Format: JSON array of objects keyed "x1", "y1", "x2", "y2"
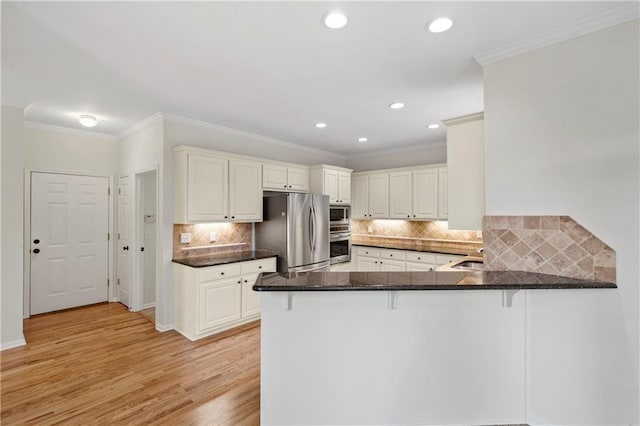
[
  {"x1": 33, "y1": 239, "x2": 40, "y2": 244},
  {"x1": 140, "y1": 247, "x2": 145, "y2": 252},
  {"x1": 123, "y1": 246, "x2": 129, "y2": 251},
  {"x1": 33, "y1": 248, "x2": 40, "y2": 254}
]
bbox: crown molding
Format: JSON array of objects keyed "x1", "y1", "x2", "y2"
[
  {"x1": 160, "y1": 112, "x2": 346, "y2": 162},
  {"x1": 116, "y1": 112, "x2": 163, "y2": 139},
  {"x1": 24, "y1": 121, "x2": 117, "y2": 140},
  {"x1": 442, "y1": 112, "x2": 484, "y2": 127},
  {"x1": 474, "y1": 3, "x2": 640, "y2": 66},
  {"x1": 345, "y1": 140, "x2": 446, "y2": 161},
  {"x1": 1, "y1": 97, "x2": 31, "y2": 109}
]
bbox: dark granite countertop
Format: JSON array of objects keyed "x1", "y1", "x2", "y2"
[
  {"x1": 253, "y1": 270, "x2": 616, "y2": 292},
  {"x1": 172, "y1": 250, "x2": 277, "y2": 268}
]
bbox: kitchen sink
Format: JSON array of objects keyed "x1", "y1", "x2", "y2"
[{"x1": 451, "y1": 260, "x2": 484, "y2": 270}]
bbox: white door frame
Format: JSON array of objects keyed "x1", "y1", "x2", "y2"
[
  {"x1": 23, "y1": 168, "x2": 115, "y2": 318},
  {"x1": 131, "y1": 167, "x2": 160, "y2": 313}
]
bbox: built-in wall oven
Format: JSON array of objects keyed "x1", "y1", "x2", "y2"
[{"x1": 329, "y1": 205, "x2": 351, "y2": 264}]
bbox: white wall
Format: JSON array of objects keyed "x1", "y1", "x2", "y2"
[
  {"x1": 24, "y1": 123, "x2": 118, "y2": 174},
  {"x1": 345, "y1": 141, "x2": 446, "y2": 172},
  {"x1": 484, "y1": 21, "x2": 639, "y2": 425},
  {"x1": 142, "y1": 171, "x2": 156, "y2": 306},
  {"x1": 1, "y1": 105, "x2": 25, "y2": 349}
]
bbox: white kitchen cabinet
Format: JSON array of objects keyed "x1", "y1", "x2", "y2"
[
  {"x1": 229, "y1": 160, "x2": 262, "y2": 222},
  {"x1": 309, "y1": 165, "x2": 353, "y2": 205},
  {"x1": 351, "y1": 173, "x2": 389, "y2": 218},
  {"x1": 368, "y1": 173, "x2": 389, "y2": 218},
  {"x1": 389, "y1": 171, "x2": 412, "y2": 219},
  {"x1": 438, "y1": 167, "x2": 448, "y2": 220},
  {"x1": 380, "y1": 258, "x2": 405, "y2": 271},
  {"x1": 352, "y1": 246, "x2": 456, "y2": 272},
  {"x1": 263, "y1": 163, "x2": 309, "y2": 192},
  {"x1": 330, "y1": 261, "x2": 354, "y2": 272},
  {"x1": 174, "y1": 146, "x2": 262, "y2": 223},
  {"x1": 405, "y1": 251, "x2": 436, "y2": 271},
  {"x1": 174, "y1": 257, "x2": 277, "y2": 341},
  {"x1": 184, "y1": 152, "x2": 229, "y2": 222},
  {"x1": 351, "y1": 174, "x2": 369, "y2": 219},
  {"x1": 442, "y1": 112, "x2": 484, "y2": 230},
  {"x1": 412, "y1": 168, "x2": 438, "y2": 220}
]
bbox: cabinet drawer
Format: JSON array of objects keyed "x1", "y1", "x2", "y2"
[
  {"x1": 436, "y1": 254, "x2": 464, "y2": 266},
  {"x1": 242, "y1": 258, "x2": 277, "y2": 274},
  {"x1": 406, "y1": 262, "x2": 434, "y2": 272},
  {"x1": 356, "y1": 246, "x2": 380, "y2": 257},
  {"x1": 380, "y1": 249, "x2": 405, "y2": 261},
  {"x1": 199, "y1": 264, "x2": 242, "y2": 283},
  {"x1": 405, "y1": 251, "x2": 436, "y2": 264}
]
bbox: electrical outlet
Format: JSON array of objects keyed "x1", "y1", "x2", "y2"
[
  {"x1": 367, "y1": 225, "x2": 373, "y2": 233},
  {"x1": 180, "y1": 233, "x2": 191, "y2": 244},
  {"x1": 476, "y1": 230, "x2": 483, "y2": 239},
  {"x1": 210, "y1": 232, "x2": 217, "y2": 242}
]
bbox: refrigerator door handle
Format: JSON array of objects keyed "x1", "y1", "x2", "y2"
[{"x1": 309, "y1": 203, "x2": 315, "y2": 254}]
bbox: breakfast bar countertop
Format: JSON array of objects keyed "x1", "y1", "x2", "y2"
[{"x1": 253, "y1": 270, "x2": 616, "y2": 292}]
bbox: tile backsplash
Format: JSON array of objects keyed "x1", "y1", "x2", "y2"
[
  {"x1": 173, "y1": 223, "x2": 252, "y2": 259},
  {"x1": 351, "y1": 220, "x2": 482, "y2": 242},
  {"x1": 483, "y1": 216, "x2": 616, "y2": 282}
]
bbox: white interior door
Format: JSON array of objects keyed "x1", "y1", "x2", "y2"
[
  {"x1": 30, "y1": 172, "x2": 109, "y2": 315},
  {"x1": 118, "y1": 175, "x2": 132, "y2": 308}
]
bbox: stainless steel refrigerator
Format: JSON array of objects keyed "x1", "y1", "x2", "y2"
[{"x1": 255, "y1": 193, "x2": 330, "y2": 273}]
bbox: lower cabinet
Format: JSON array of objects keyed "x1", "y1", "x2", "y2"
[
  {"x1": 352, "y1": 246, "x2": 462, "y2": 272},
  {"x1": 174, "y1": 257, "x2": 277, "y2": 341}
]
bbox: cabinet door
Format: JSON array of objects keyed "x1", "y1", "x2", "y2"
[
  {"x1": 412, "y1": 168, "x2": 438, "y2": 220},
  {"x1": 438, "y1": 167, "x2": 448, "y2": 220},
  {"x1": 389, "y1": 171, "x2": 412, "y2": 219},
  {"x1": 263, "y1": 164, "x2": 288, "y2": 190},
  {"x1": 406, "y1": 262, "x2": 433, "y2": 272},
  {"x1": 230, "y1": 160, "x2": 262, "y2": 222},
  {"x1": 337, "y1": 171, "x2": 351, "y2": 204},
  {"x1": 351, "y1": 174, "x2": 369, "y2": 219},
  {"x1": 356, "y1": 256, "x2": 379, "y2": 272},
  {"x1": 241, "y1": 273, "x2": 261, "y2": 318},
  {"x1": 368, "y1": 173, "x2": 389, "y2": 218},
  {"x1": 380, "y1": 259, "x2": 405, "y2": 272},
  {"x1": 198, "y1": 278, "x2": 242, "y2": 333},
  {"x1": 287, "y1": 167, "x2": 309, "y2": 191},
  {"x1": 187, "y1": 154, "x2": 228, "y2": 222},
  {"x1": 324, "y1": 169, "x2": 339, "y2": 204}
]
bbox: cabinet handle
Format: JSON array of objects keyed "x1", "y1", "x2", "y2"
[
  {"x1": 238, "y1": 280, "x2": 241, "y2": 284},
  {"x1": 259, "y1": 266, "x2": 262, "y2": 269},
  {"x1": 413, "y1": 215, "x2": 416, "y2": 217},
  {"x1": 380, "y1": 261, "x2": 383, "y2": 264},
  {"x1": 407, "y1": 215, "x2": 410, "y2": 218},
  {"x1": 390, "y1": 254, "x2": 393, "y2": 257},
  {"x1": 231, "y1": 216, "x2": 235, "y2": 219},
  {"x1": 224, "y1": 215, "x2": 228, "y2": 219},
  {"x1": 220, "y1": 272, "x2": 224, "y2": 275},
  {"x1": 33, "y1": 239, "x2": 40, "y2": 244},
  {"x1": 418, "y1": 257, "x2": 421, "y2": 260},
  {"x1": 289, "y1": 185, "x2": 292, "y2": 188},
  {"x1": 33, "y1": 248, "x2": 40, "y2": 254},
  {"x1": 244, "y1": 279, "x2": 248, "y2": 283},
  {"x1": 374, "y1": 261, "x2": 378, "y2": 264}
]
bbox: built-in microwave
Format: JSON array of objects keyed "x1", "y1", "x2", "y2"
[{"x1": 330, "y1": 205, "x2": 350, "y2": 224}]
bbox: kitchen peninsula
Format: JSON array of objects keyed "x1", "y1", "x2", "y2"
[{"x1": 255, "y1": 270, "x2": 615, "y2": 425}]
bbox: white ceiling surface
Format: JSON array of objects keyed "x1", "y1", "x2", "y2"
[{"x1": 1, "y1": 1, "x2": 624, "y2": 155}]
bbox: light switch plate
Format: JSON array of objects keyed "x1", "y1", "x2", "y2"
[
  {"x1": 210, "y1": 232, "x2": 217, "y2": 242},
  {"x1": 180, "y1": 233, "x2": 191, "y2": 244},
  {"x1": 476, "y1": 230, "x2": 483, "y2": 238}
]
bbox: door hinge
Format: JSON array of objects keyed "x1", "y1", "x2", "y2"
[
  {"x1": 118, "y1": 188, "x2": 121, "y2": 195},
  {"x1": 108, "y1": 187, "x2": 111, "y2": 196},
  {"x1": 108, "y1": 233, "x2": 110, "y2": 241},
  {"x1": 117, "y1": 278, "x2": 120, "y2": 286},
  {"x1": 118, "y1": 233, "x2": 121, "y2": 240},
  {"x1": 107, "y1": 278, "x2": 110, "y2": 287}
]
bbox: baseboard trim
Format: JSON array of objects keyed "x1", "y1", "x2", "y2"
[
  {"x1": 143, "y1": 302, "x2": 156, "y2": 309},
  {"x1": 155, "y1": 323, "x2": 174, "y2": 332},
  {"x1": 1, "y1": 337, "x2": 27, "y2": 351}
]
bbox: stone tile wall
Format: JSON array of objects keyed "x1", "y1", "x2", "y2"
[
  {"x1": 483, "y1": 216, "x2": 616, "y2": 282},
  {"x1": 173, "y1": 223, "x2": 252, "y2": 259},
  {"x1": 351, "y1": 220, "x2": 482, "y2": 242}
]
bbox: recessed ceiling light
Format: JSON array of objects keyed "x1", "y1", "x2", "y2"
[
  {"x1": 315, "y1": 122, "x2": 327, "y2": 128},
  {"x1": 78, "y1": 114, "x2": 98, "y2": 127},
  {"x1": 389, "y1": 102, "x2": 405, "y2": 110},
  {"x1": 428, "y1": 123, "x2": 440, "y2": 129},
  {"x1": 323, "y1": 12, "x2": 348, "y2": 29},
  {"x1": 358, "y1": 137, "x2": 368, "y2": 143},
  {"x1": 428, "y1": 18, "x2": 453, "y2": 33}
]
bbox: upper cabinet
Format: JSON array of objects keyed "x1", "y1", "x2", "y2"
[
  {"x1": 352, "y1": 165, "x2": 446, "y2": 221},
  {"x1": 442, "y1": 112, "x2": 484, "y2": 230},
  {"x1": 174, "y1": 146, "x2": 262, "y2": 223},
  {"x1": 309, "y1": 165, "x2": 353, "y2": 205},
  {"x1": 262, "y1": 163, "x2": 309, "y2": 192}
]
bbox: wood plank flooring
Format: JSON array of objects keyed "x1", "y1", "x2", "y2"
[{"x1": 1, "y1": 303, "x2": 261, "y2": 425}]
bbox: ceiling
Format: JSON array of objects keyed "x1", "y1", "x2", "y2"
[{"x1": 1, "y1": 1, "x2": 630, "y2": 155}]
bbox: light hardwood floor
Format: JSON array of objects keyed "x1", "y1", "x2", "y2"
[{"x1": 1, "y1": 303, "x2": 261, "y2": 425}]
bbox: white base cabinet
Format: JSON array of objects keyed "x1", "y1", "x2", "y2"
[
  {"x1": 351, "y1": 246, "x2": 462, "y2": 272},
  {"x1": 174, "y1": 257, "x2": 276, "y2": 341}
]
